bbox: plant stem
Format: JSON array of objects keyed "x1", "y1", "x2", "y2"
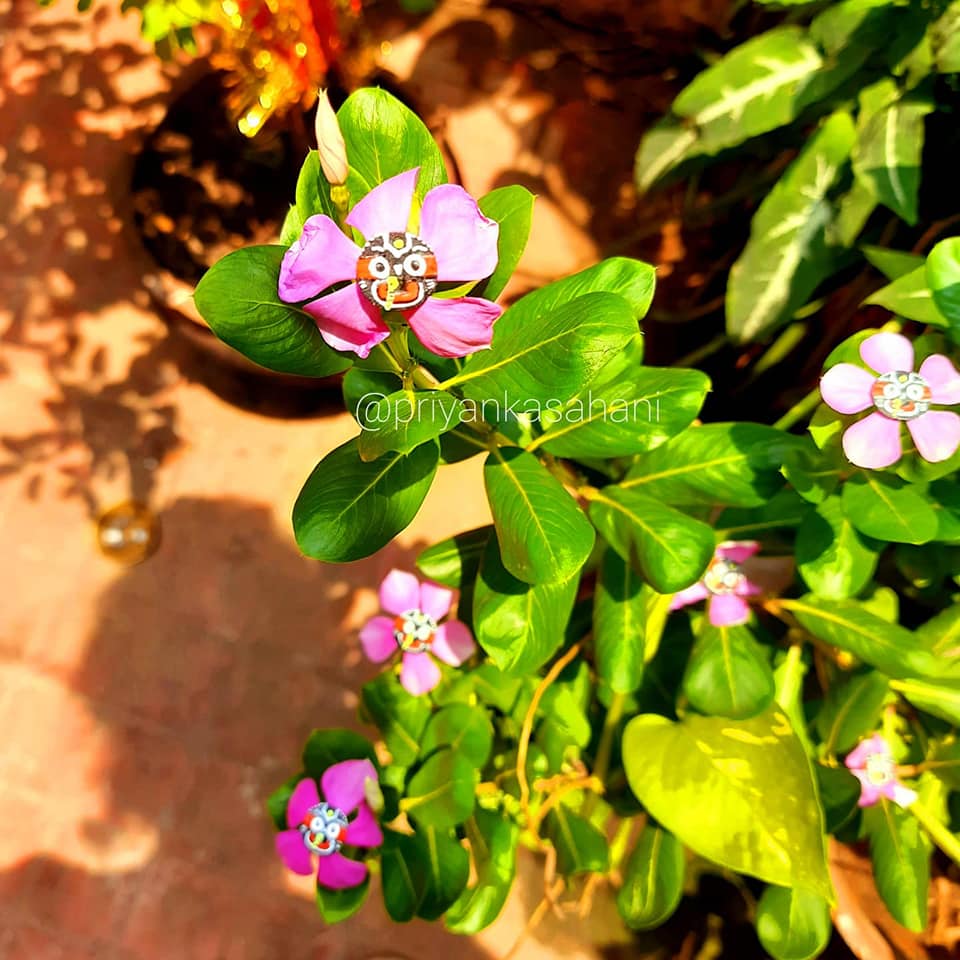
[
  {"x1": 583, "y1": 691, "x2": 627, "y2": 818},
  {"x1": 910, "y1": 799, "x2": 960, "y2": 866},
  {"x1": 673, "y1": 332, "x2": 727, "y2": 370},
  {"x1": 773, "y1": 386, "x2": 821, "y2": 431}
]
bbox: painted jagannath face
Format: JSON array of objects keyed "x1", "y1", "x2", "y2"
[
  {"x1": 299, "y1": 802, "x2": 349, "y2": 857},
  {"x1": 703, "y1": 557, "x2": 745, "y2": 596},
  {"x1": 871, "y1": 370, "x2": 931, "y2": 421},
  {"x1": 356, "y1": 231, "x2": 438, "y2": 311},
  {"x1": 863, "y1": 750, "x2": 896, "y2": 787},
  {"x1": 392, "y1": 608, "x2": 437, "y2": 654}
]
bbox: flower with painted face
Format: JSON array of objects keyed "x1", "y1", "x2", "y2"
[
  {"x1": 275, "y1": 760, "x2": 383, "y2": 888},
  {"x1": 819, "y1": 332, "x2": 960, "y2": 469},
  {"x1": 669, "y1": 541, "x2": 763, "y2": 627},
  {"x1": 278, "y1": 168, "x2": 502, "y2": 359},
  {"x1": 845, "y1": 734, "x2": 918, "y2": 808},
  {"x1": 360, "y1": 569, "x2": 476, "y2": 696}
]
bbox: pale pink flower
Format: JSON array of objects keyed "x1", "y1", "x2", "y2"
[
  {"x1": 669, "y1": 541, "x2": 762, "y2": 627},
  {"x1": 845, "y1": 734, "x2": 917, "y2": 808}
]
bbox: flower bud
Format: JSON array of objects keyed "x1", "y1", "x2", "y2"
[{"x1": 314, "y1": 89, "x2": 348, "y2": 186}]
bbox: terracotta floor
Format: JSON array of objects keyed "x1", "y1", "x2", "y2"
[{"x1": 0, "y1": 1, "x2": 633, "y2": 957}]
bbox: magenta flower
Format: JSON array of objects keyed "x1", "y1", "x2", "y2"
[
  {"x1": 845, "y1": 734, "x2": 918, "y2": 808},
  {"x1": 360, "y1": 569, "x2": 476, "y2": 696},
  {"x1": 819, "y1": 332, "x2": 960, "y2": 469},
  {"x1": 278, "y1": 168, "x2": 503, "y2": 359},
  {"x1": 669, "y1": 541, "x2": 762, "y2": 627},
  {"x1": 275, "y1": 761, "x2": 383, "y2": 888}
]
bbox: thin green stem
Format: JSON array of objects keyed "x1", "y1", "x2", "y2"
[
  {"x1": 773, "y1": 387, "x2": 821, "y2": 431},
  {"x1": 673, "y1": 333, "x2": 727, "y2": 370},
  {"x1": 910, "y1": 800, "x2": 960, "y2": 866},
  {"x1": 584, "y1": 691, "x2": 627, "y2": 818}
]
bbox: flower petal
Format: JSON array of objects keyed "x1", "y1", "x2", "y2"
[
  {"x1": 669, "y1": 582, "x2": 709, "y2": 610},
  {"x1": 431, "y1": 620, "x2": 476, "y2": 666},
  {"x1": 278, "y1": 215, "x2": 361, "y2": 302},
  {"x1": 708, "y1": 593, "x2": 751, "y2": 627},
  {"x1": 316, "y1": 851, "x2": 368, "y2": 890},
  {"x1": 407, "y1": 296, "x2": 502, "y2": 358},
  {"x1": 842, "y1": 412, "x2": 902, "y2": 469},
  {"x1": 346, "y1": 802, "x2": 383, "y2": 848},
  {"x1": 418, "y1": 184, "x2": 500, "y2": 282},
  {"x1": 359, "y1": 616, "x2": 398, "y2": 663},
  {"x1": 716, "y1": 541, "x2": 760, "y2": 563},
  {"x1": 846, "y1": 733, "x2": 888, "y2": 770},
  {"x1": 322, "y1": 759, "x2": 378, "y2": 815},
  {"x1": 276, "y1": 829, "x2": 313, "y2": 875},
  {"x1": 918, "y1": 354, "x2": 960, "y2": 405},
  {"x1": 907, "y1": 410, "x2": 960, "y2": 463},
  {"x1": 286, "y1": 777, "x2": 320, "y2": 827},
  {"x1": 735, "y1": 578, "x2": 763, "y2": 598},
  {"x1": 379, "y1": 570, "x2": 422, "y2": 616},
  {"x1": 400, "y1": 652, "x2": 441, "y2": 695},
  {"x1": 891, "y1": 783, "x2": 918, "y2": 808},
  {"x1": 419, "y1": 582, "x2": 453, "y2": 621},
  {"x1": 302, "y1": 284, "x2": 390, "y2": 359},
  {"x1": 859, "y1": 331, "x2": 914, "y2": 375},
  {"x1": 855, "y1": 776, "x2": 882, "y2": 808},
  {"x1": 346, "y1": 168, "x2": 419, "y2": 238},
  {"x1": 819, "y1": 363, "x2": 875, "y2": 415}
]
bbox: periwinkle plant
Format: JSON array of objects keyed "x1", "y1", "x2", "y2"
[{"x1": 196, "y1": 87, "x2": 960, "y2": 957}]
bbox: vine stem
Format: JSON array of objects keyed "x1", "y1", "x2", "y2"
[
  {"x1": 517, "y1": 643, "x2": 582, "y2": 814},
  {"x1": 583, "y1": 691, "x2": 627, "y2": 818},
  {"x1": 910, "y1": 800, "x2": 960, "y2": 866},
  {"x1": 772, "y1": 386, "x2": 821, "y2": 431}
]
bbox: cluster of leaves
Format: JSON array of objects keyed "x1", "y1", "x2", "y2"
[
  {"x1": 196, "y1": 88, "x2": 960, "y2": 957},
  {"x1": 636, "y1": 0, "x2": 960, "y2": 344}
]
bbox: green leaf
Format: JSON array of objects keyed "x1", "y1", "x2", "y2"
[
  {"x1": 926, "y1": 739, "x2": 960, "y2": 790},
  {"x1": 360, "y1": 671, "x2": 432, "y2": 766},
  {"x1": 380, "y1": 830, "x2": 423, "y2": 921},
  {"x1": 616, "y1": 824, "x2": 685, "y2": 930},
  {"x1": 889, "y1": 677, "x2": 960, "y2": 726},
  {"x1": 484, "y1": 447, "x2": 594, "y2": 584},
  {"x1": 926, "y1": 237, "x2": 960, "y2": 336},
  {"x1": 726, "y1": 111, "x2": 855, "y2": 342},
  {"x1": 863, "y1": 266, "x2": 948, "y2": 326},
  {"x1": 634, "y1": 120, "x2": 699, "y2": 191},
  {"x1": 624, "y1": 423, "x2": 802, "y2": 507},
  {"x1": 931, "y1": 0, "x2": 960, "y2": 73},
  {"x1": 683, "y1": 622, "x2": 776, "y2": 719},
  {"x1": 588, "y1": 486, "x2": 715, "y2": 594},
  {"x1": 293, "y1": 437, "x2": 439, "y2": 562},
  {"x1": 542, "y1": 806, "x2": 609, "y2": 876},
  {"x1": 194, "y1": 245, "x2": 352, "y2": 378},
  {"x1": 673, "y1": 28, "x2": 823, "y2": 154},
  {"x1": 416, "y1": 526, "x2": 492, "y2": 588},
  {"x1": 622, "y1": 706, "x2": 833, "y2": 899},
  {"x1": 917, "y1": 604, "x2": 960, "y2": 658},
  {"x1": 782, "y1": 441, "x2": 842, "y2": 505},
  {"x1": 841, "y1": 472, "x2": 939, "y2": 545},
  {"x1": 357, "y1": 389, "x2": 464, "y2": 461},
  {"x1": 403, "y1": 748, "x2": 477, "y2": 829},
  {"x1": 337, "y1": 88, "x2": 446, "y2": 203},
  {"x1": 472, "y1": 538, "x2": 578, "y2": 674},
  {"x1": 830, "y1": 177, "x2": 876, "y2": 247},
  {"x1": 796, "y1": 495, "x2": 880, "y2": 599},
  {"x1": 815, "y1": 669, "x2": 889, "y2": 755},
  {"x1": 421, "y1": 703, "x2": 494, "y2": 768},
  {"x1": 853, "y1": 95, "x2": 932, "y2": 225},
  {"x1": 756, "y1": 885, "x2": 832, "y2": 960},
  {"x1": 293, "y1": 150, "x2": 336, "y2": 234},
  {"x1": 863, "y1": 800, "x2": 931, "y2": 931},
  {"x1": 445, "y1": 291, "x2": 639, "y2": 410},
  {"x1": 862, "y1": 245, "x2": 924, "y2": 280},
  {"x1": 302, "y1": 728, "x2": 377, "y2": 779},
  {"x1": 532, "y1": 366, "x2": 710, "y2": 458},
  {"x1": 317, "y1": 878, "x2": 369, "y2": 923},
  {"x1": 445, "y1": 811, "x2": 519, "y2": 934},
  {"x1": 475, "y1": 185, "x2": 535, "y2": 302},
  {"x1": 593, "y1": 549, "x2": 647, "y2": 695},
  {"x1": 416, "y1": 826, "x2": 471, "y2": 920}
]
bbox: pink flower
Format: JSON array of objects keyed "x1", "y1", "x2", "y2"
[
  {"x1": 819, "y1": 332, "x2": 960, "y2": 469},
  {"x1": 278, "y1": 168, "x2": 502, "y2": 359},
  {"x1": 275, "y1": 761, "x2": 383, "y2": 888},
  {"x1": 669, "y1": 541, "x2": 762, "y2": 627},
  {"x1": 845, "y1": 734, "x2": 917, "y2": 808},
  {"x1": 360, "y1": 569, "x2": 476, "y2": 696}
]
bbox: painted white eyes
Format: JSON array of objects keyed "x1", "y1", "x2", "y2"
[
  {"x1": 367, "y1": 256, "x2": 391, "y2": 279},
  {"x1": 883, "y1": 382, "x2": 899, "y2": 399},
  {"x1": 404, "y1": 253, "x2": 427, "y2": 277},
  {"x1": 309, "y1": 816, "x2": 325, "y2": 833},
  {"x1": 905, "y1": 383, "x2": 925, "y2": 400},
  {"x1": 325, "y1": 823, "x2": 342, "y2": 840}
]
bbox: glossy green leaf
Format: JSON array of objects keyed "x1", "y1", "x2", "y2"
[
  {"x1": 756, "y1": 885, "x2": 832, "y2": 960},
  {"x1": 588, "y1": 486, "x2": 714, "y2": 594},
  {"x1": 931, "y1": 1, "x2": 960, "y2": 73},
  {"x1": 403, "y1": 748, "x2": 477, "y2": 829},
  {"x1": 634, "y1": 120, "x2": 699, "y2": 191},
  {"x1": 862, "y1": 245, "x2": 924, "y2": 280},
  {"x1": 617, "y1": 824, "x2": 685, "y2": 930},
  {"x1": 782, "y1": 441, "x2": 843, "y2": 505},
  {"x1": 484, "y1": 447, "x2": 594, "y2": 584},
  {"x1": 194, "y1": 245, "x2": 352, "y2": 378},
  {"x1": 841, "y1": 472, "x2": 939, "y2": 545},
  {"x1": 416, "y1": 526, "x2": 492, "y2": 589},
  {"x1": 926, "y1": 739, "x2": 960, "y2": 790},
  {"x1": 293, "y1": 437, "x2": 439, "y2": 562},
  {"x1": 815, "y1": 669, "x2": 889, "y2": 755},
  {"x1": 337, "y1": 88, "x2": 446, "y2": 203},
  {"x1": 926, "y1": 237, "x2": 960, "y2": 335},
  {"x1": 475, "y1": 185, "x2": 535, "y2": 302},
  {"x1": 360, "y1": 671, "x2": 432, "y2": 766},
  {"x1": 543, "y1": 805, "x2": 609, "y2": 875},
  {"x1": 917, "y1": 604, "x2": 960, "y2": 658},
  {"x1": 727, "y1": 111, "x2": 855, "y2": 342},
  {"x1": 357, "y1": 389, "x2": 464, "y2": 461},
  {"x1": 421, "y1": 703, "x2": 494, "y2": 768},
  {"x1": 343, "y1": 367, "x2": 401, "y2": 425},
  {"x1": 380, "y1": 830, "x2": 423, "y2": 922},
  {"x1": 593, "y1": 549, "x2": 647, "y2": 695},
  {"x1": 683, "y1": 622, "x2": 776, "y2": 719},
  {"x1": 302, "y1": 728, "x2": 377, "y2": 779},
  {"x1": 292, "y1": 150, "x2": 336, "y2": 234},
  {"x1": 416, "y1": 826, "x2": 471, "y2": 920},
  {"x1": 532, "y1": 366, "x2": 709, "y2": 458},
  {"x1": 863, "y1": 266, "x2": 948, "y2": 325},
  {"x1": 624, "y1": 423, "x2": 802, "y2": 507},
  {"x1": 622, "y1": 706, "x2": 833, "y2": 899},
  {"x1": 317, "y1": 877, "x2": 369, "y2": 923},
  {"x1": 863, "y1": 800, "x2": 930, "y2": 931},
  {"x1": 889, "y1": 677, "x2": 960, "y2": 726},
  {"x1": 796, "y1": 495, "x2": 880, "y2": 599}
]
